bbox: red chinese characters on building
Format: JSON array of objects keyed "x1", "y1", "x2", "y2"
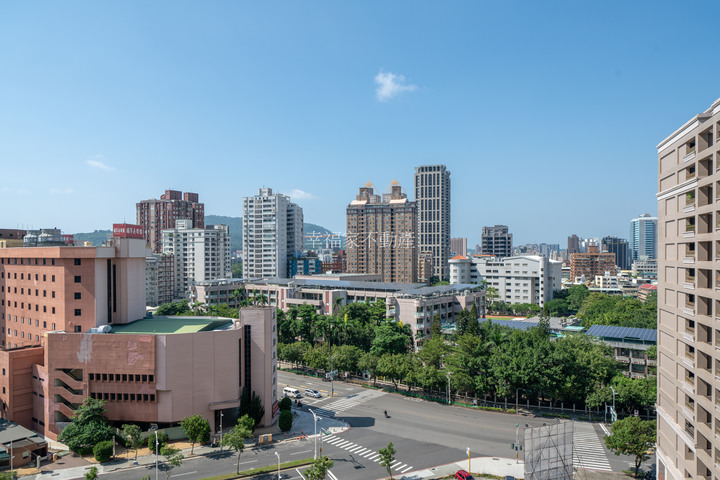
[{"x1": 113, "y1": 223, "x2": 144, "y2": 239}]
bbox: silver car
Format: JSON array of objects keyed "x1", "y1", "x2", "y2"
[{"x1": 304, "y1": 388, "x2": 322, "y2": 398}]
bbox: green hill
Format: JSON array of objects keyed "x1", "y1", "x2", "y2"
[{"x1": 73, "y1": 216, "x2": 339, "y2": 251}]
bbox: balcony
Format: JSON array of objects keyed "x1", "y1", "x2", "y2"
[{"x1": 685, "y1": 148, "x2": 697, "y2": 162}]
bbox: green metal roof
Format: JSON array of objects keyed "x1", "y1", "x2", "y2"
[{"x1": 110, "y1": 316, "x2": 233, "y2": 335}]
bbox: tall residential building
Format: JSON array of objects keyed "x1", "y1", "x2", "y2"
[
  {"x1": 569, "y1": 245, "x2": 616, "y2": 282},
  {"x1": 145, "y1": 252, "x2": 175, "y2": 306},
  {"x1": 481, "y1": 225, "x2": 513, "y2": 258},
  {"x1": 449, "y1": 254, "x2": 561, "y2": 307},
  {"x1": 415, "y1": 165, "x2": 451, "y2": 280},
  {"x1": 656, "y1": 98, "x2": 720, "y2": 480},
  {"x1": 601, "y1": 236, "x2": 630, "y2": 270},
  {"x1": 629, "y1": 213, "x2": 657, "y2": 262},
  {"x1": 162, "y1": 220, "x2": 231, "y2": 299},
  {"x1": 242, "y1": 188, "x2": 303, "y2": 279},
  {"x1": 136, "y1": 190, "x2": 205, "y2": 253},
  {"x1": 450, "y1": 237, "x2": 467, "y2": 257},
  {"x1": 346, "y1": 181, "x2": 417, "y2": 283},
  {"x1": 567, "y1": 234, "x2": 580, "y2": 255}
]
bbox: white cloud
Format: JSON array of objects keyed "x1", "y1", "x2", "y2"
[
  {"x1": 86, "y1": 155, "x2": 114, "y2": 171},
  {"x1": 374, "y1": 71, "x2": 418, "y2": 101},
  {"x1": 50, "y1": 188, "x2": 74, "y2": 195},
  {"x1": 289, "y1": 189, "x2": 316, "y2": 200}
]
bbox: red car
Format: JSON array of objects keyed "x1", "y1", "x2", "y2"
[{"x1": 455, "y1": 470, "x2": 474, "y2": 480}]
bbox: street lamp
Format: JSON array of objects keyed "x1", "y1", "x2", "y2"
[
  {"x1": 309, "y1": 409, "x2": 321, "y2": 460},
  {"x1": 446, "y1": 372, "x2": 452, "y2": 405},
  {"x1": 515, "y1": 388, "x2": 527, "y2": 412},
  {"x1": 150, "y1": 424, "x2": 159, "y2": 480},
  {"x1": 514, "y1": 424, "x2": 520, "y2": 464},
  {"x1": 219, "y1": 411, "x2": 224, "y2": 451},
  {"x1": 330, "y1": 354, "x2": 338, "y2": 398},
  {"x1": 610, "y1": 386, "x2": 617, "y2": 423},
  {"x1": 274, "y1": 451, "x2": 280, "y2": 480}
]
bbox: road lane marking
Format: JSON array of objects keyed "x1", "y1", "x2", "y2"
[
  {"x1": 174, "y1": 472, "x2": 198, "y2": 477},
  {"x1": 238, "y1": 460, "x2": 258, "y2": 465},
  {"x1": 290, "y1": 450, "x2": 313, "y2": 455},
  {"x1": 401, "y1": 466, "x2": 413, "y2": 473}
]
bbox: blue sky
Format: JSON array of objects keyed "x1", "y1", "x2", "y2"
[{"x1": 2, "y1": 1, "x2": 719, "y2": 246}]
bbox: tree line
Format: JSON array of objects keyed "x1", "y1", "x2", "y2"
[{"x1": 278, "y1": 301, "x2": 655, "y2": 414}]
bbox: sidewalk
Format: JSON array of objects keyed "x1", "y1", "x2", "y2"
[
  {"x1": 397, "y1": 456, "x2": 524, "y2": 480},
  {"x1": 27, "y1": 409, "x2": 348, "y2": 480}
]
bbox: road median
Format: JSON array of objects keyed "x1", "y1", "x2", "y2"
[{"x1": 200, "y1": 457, "x2": 314, "y2": 480}]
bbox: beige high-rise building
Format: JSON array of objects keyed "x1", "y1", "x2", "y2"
[
  {"x1": 415, "y1": 165, "x2": 451, "y2": 281},
  {"x1": 656, "y1": 97, "x2": 720, "y2": 480},
  {"x1": 346, "y1": 181, "x2": 417, "y2": 283}
]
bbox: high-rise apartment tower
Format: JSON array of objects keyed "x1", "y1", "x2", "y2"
[
  {"x1": 242, "y1": 188, "x2": 303, "y2": 279},
  {"x1": 136, "y1": 190, "x2": 204, "y2": 253},
  {"x1": 415, "y1": 165, "x2": 451, "y2": 280},
  {"x1": 347, "y1": 181, "x2": 417, "y2": 283},
  {"x1": 601, "y1": 236, "x2": 630, "y2": 271},
  {"x1": 481, "y1": 225, "x2": 513, "y2": 258},
  {"x1": 656, "y1": 97, "x2": 720, "y2": 480},
  {"x1": 629, "y1": 213, "x2": 658, "y2": 262}
]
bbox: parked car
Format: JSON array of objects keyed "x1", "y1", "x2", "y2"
[
  {"x1": 455, "y1": 470, "x2": 474, "y2": 480},
  {"x1": 304, "y1": 388, "x2": 322, "y2": 398}
]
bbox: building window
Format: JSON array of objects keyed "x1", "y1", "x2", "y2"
[
  {"x1": 74, "y1": 292, "x2": 81, "y2": 300},
  {"x1": 51, "y1": 275, "x2": 55, "y2": 282},
  {"x1": 74, "y1": 309, "x2": 81, "y2": 316},
  {"x1": 74, "y1": 276, "x2": 81, "y2": 283},
  {"x1": 74, "y1": 326, "x2": 81, "y2": 332},
  {"x1": 52, "y1": 323, "x2": 56, "y2": 330},
  {"x1": 74, "y1": 258, "x2": 81, "y2": 266},
  {"x1": 52, "y1": 307, "x2": 55, "y2": 314},
  {"x1": 52, "y1": 291, "x2": 55, "y2": 298}
]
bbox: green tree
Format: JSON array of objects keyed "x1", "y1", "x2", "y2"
[
  {"x1": 304, "y1": 456, "x2": 335, "y2": 480},
  {"x1": 121, "y1": 424, "x2": 144, "y2": 462},
  {"x1": 604, "y1": 417, "x2": 656, "y2": 477},
  {"x1": 417, "y1": 336, "x2": 445, "y2": 369},
  {"x1": 84, "y1": 466, "x2": 98, "y2": 480},
  {"x1": 58, "y1": 397, "x2": 115, "y2": 454},
  {"x1": 180, "y1": 414, "x2": 211, "y2": 454},
  {"x1": 160, "y1": 446, "x2": 184, "y2": 480},
  {"x1": 278, "y1": 396, "x2": 292, "y2": 411},
  {"x1": 358, "y1": 352, "x2": 379, "y2": 385},
  {"x1": 279, "y1": 410, "x2": 293, "y2": 432},
  {"x1": 566, "y1": 284, "x2": 590, "y2": 312},
  {"x1": 222, "y1": 415, "x2": 254, "y2": 474},
  {"x1": 379, "y1": 441, "x2": 397, "y2": 480},
  {"x1": 147, "y1": 432, "x2": 169, "y2": 451},
  {"x1": 93, "y1": 440, "x2": 114, "y2": 462},
  {"x1": 370, "y1": 322, "x2": 410, "y2": 356},
  {"x1": 247, "y1": 391, "x2": 266, "y2": 428},
  {"x1": 430, "y1": 314, "x2": 443, "y2": 338}
]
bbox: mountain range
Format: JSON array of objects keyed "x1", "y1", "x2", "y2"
[{"x1": 72, "y1": 215, "x2": 335, "y2": 252}]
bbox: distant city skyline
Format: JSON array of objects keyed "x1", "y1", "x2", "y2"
[{"x1": 3, "y1": 3, "x2": 717, "y2": 245}]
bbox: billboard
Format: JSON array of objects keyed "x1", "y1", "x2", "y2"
[
  {"x1": 524, "y1": 421, "x2": 573, "y2": 480},
  {"x1": 113, "y1": 223, "x2": 144, "y2": 239}
]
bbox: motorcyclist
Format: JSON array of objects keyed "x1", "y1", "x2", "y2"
[{"x1": 384, "y1": 410, "x2": 388, "y2": 418}]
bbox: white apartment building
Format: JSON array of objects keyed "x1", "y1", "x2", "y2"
[
  {"x1": 449, "y1": 254, "x2": 561, "y2": 306},
  {"x1": 242, "y1": 188, "x2": 303, "y2": 279},
  {"x1": 145, "y1": 252, "x2": 175, "y2": 306},
  {"x1": 162, "y1": 220, "x2": 231, "y2": 299}
]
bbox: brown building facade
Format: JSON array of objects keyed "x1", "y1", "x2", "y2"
[
  {"x1": 656, "y1": 97, "x2": 720, "y2": 480},
  {"x1": 569, "y1": 245, "x2": 616, "y2": 282},
  {"x1": 346, "y1": 181, "x2": 418, "y2": 283},
  {"x1": 136, "y1": 190, "x2": 204, "y2": 253}
]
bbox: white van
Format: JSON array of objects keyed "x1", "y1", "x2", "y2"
[{"x1": 283, "y1": 387, "x2": 301, "y2": 398}]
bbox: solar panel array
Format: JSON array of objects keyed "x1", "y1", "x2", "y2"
[
  {"x1": 479, "y1": 318, "x2": 540, "y2": 331},
  {"x1": 585, "y1": 324, "x2": 656, "y2": 342}
]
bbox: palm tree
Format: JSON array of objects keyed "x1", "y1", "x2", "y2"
[{"x1": 230, "y1": 288, "x2": 246, "y2": 308}]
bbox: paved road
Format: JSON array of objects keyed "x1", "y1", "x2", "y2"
[{"x1": 88, "y1": 370, "x2": 646, "y2": 480}]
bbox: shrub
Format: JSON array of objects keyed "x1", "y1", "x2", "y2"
[
  {"x1": 279, "y1": 410, "x2": 293, "y2": 432},
  {"x1": 147, "y1": 432, "x2": 169, "y2": 450},
  {"x1": 93, "y1": 440, "x2": 113, "y2": 462},
  {"x1": 84, "y1": 466, "x2": 98, "y2": 480},
  {"x1": 279, "y1": 396, "x2": 292, "y2": 411}
]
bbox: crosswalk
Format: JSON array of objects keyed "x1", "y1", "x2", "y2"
[
  {"x1": 573, "y1": 421, "x2": 612, "y2": 472},
  {"x1": 322, "y1": 435, "x2": 414, "y2": 474},
  {"x1": 308, "y1": 389, "x2": 386, "y2": 418}
]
